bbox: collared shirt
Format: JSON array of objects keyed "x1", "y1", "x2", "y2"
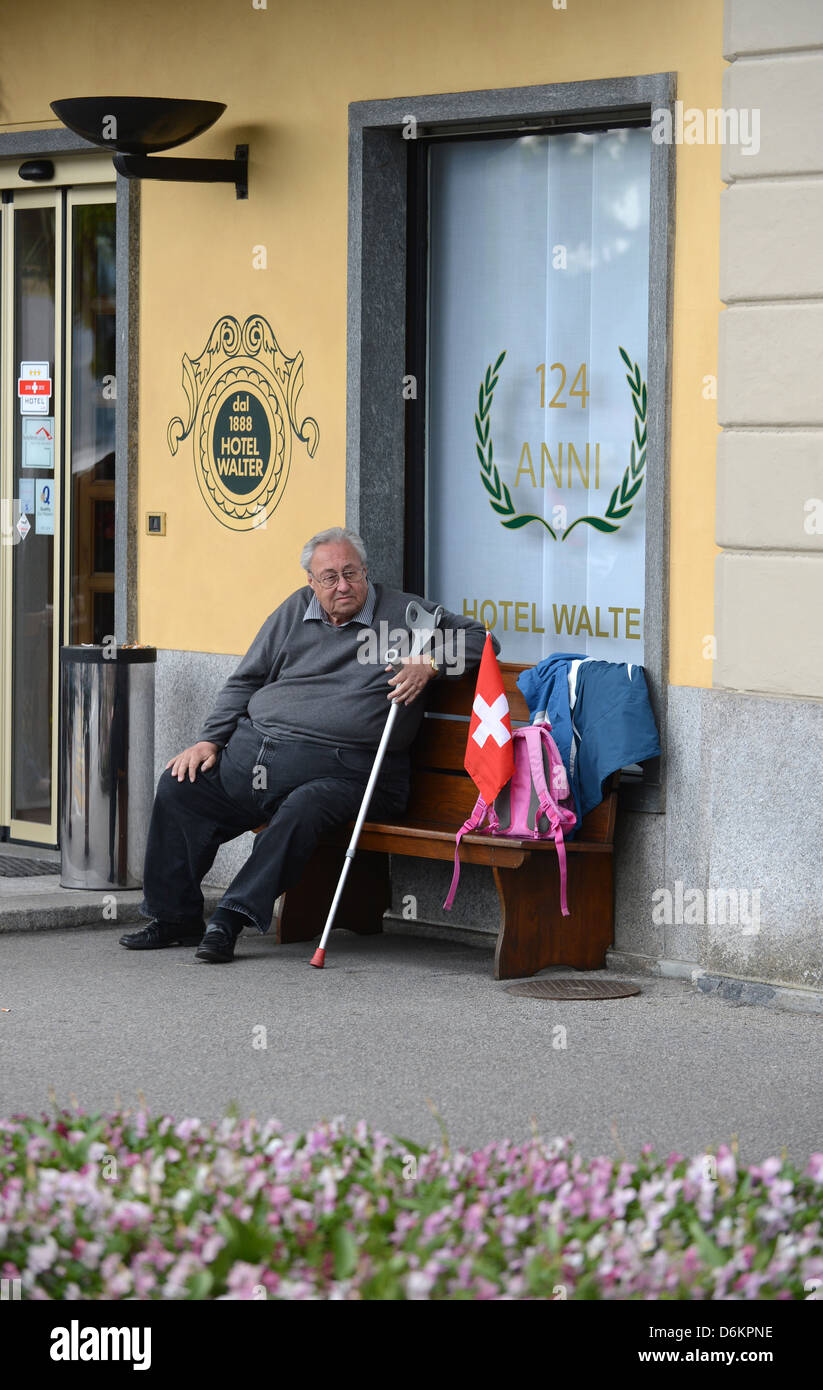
[{"x1": 303, "y1": 578, "x2": 377, "y2": 628}]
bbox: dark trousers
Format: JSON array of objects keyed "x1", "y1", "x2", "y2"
[{"x1": 139, "y1": 716, "x2": 410, "y2": 934}]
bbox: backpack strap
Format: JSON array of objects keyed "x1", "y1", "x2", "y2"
[
  {"x1": 523, "y1": 726, "x2": 551, "y2": 834},
  {"x1": 443, "y1": 794, "x2": 490, "y2": 910},
  {"x1": 528, "y1": 726, "x2": 572, "y2": 917}
]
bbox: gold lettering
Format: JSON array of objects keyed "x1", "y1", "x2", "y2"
[
  {"x1": 515, "y1": 442, "x2": 536, "y2": 487},
  {"x1": 543, "y1": 442, "x2": 562, "y2": 488},
  {"x1": 553, "y1": 603, "x2": 576, "y2": 635},
  {"x1": 568, "y1": 442, "x2": 588, "y2": 488},
  {"x1": 531, "y1": 603, "x2": 545, "y2": 634},
  {"x1": 514, "y1": 602, "x2": 529, "y2": 632},
  {"x1": 574, "y1": 605, "x2": 593, "y2": 637},
  {"x1": 479, "y1": 600, "x2": 498, "y2": 629},
  {"x1": 626, "y1": 608, "x2": 641, "y2": 640}
]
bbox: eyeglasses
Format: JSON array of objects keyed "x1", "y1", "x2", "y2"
[{"x1": 310, "y1": 566, "x2": 366, "y2": 590}]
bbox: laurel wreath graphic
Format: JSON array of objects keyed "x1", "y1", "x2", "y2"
[{"x1": 475, "y1": 346, "x2": 647, "y2": 539}]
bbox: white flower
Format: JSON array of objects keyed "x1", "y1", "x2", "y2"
[
  {"x1": 406, "y1": 1271, "x2": 434, "y2": 1300},
  {"x1": 27, "y1": 1236, "x2": 59, "y2": 1274}
]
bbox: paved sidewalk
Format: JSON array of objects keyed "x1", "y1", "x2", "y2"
[{"x1": 0, "y1": 918, "x2": 820, "y2": 1163}]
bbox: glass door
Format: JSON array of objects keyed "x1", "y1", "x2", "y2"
[
  {"x1": 0, "y1": 170, "x2": 115, "y2": 845},
  {"x1": 66, "y1": 190, "x2": 117, "y2": 647},
  {"x1": 0, "y1": 189, "x2": 62, "y2": 841}
]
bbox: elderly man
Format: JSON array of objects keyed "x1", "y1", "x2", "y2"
[{"x1": 120, "y1": 526, "x2": 497, "y2": 963}]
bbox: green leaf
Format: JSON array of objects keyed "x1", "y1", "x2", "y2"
[
  {"x1": 641, "y1": 383, "x2": 647, "y2": 416},
  {"x1": 608, "y1": 484, "x2": 620, "y2": 512},
  {"x1": 490, "y1": 499, "x2": 513, "y2": 515},
  {"x1": 618, "y1": 346, "x2": 633, "y2": 371},
  {"x1": 481, "y1": 472, "x2": 502, "y2": 500},
  {"x1": 501, "y1": 514, "x2": 556, "y2": 535},
  {"x1": 563, "y1": 516, "x2": 620, "y2": 537},
  {"x1": 394, "y1": 1136, "x2": 425, "y2": 1157},
  {"x1": 333, "y1": 1226, "x2": 358, "y2": 1281},
  {"x1": 476, "y1": 444, "x2": 491, "y2": 473},
  {"x1": 687, "y1": 1220, "x2": 726, "y2": 1268},
  {"x1": 187, "y1": 1269, "x2": 213, "y2": 1299},
  {"x1": 631, "y1": 393, "x2": 642, "y2": 418},
  {"x1": 493, "y1": 350, "x2": 506, "y2": 373}
]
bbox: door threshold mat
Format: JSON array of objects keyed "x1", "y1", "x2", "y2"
[
  {"x1": 0, "y1": 856, "x2": 61, "y2": 877},
  {"x1": 506, "y1": 977, "x2": 641, "y2": 1000}
]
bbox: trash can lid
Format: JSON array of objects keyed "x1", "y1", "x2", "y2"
[{"x1": 59, "y1": 645, "x2": 157, "y2": 664}]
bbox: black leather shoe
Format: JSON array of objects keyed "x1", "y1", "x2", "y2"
[
  {"x1": 119, "y1": 919, "x2": 205, "y2": 950},
  {"x1": 195, "y1": 920, "x2": 242, "y2": 964}
]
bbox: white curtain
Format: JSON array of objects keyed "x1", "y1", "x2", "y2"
[{"x1": 425, "y1": 127, "x2": 651, "y2": 665}]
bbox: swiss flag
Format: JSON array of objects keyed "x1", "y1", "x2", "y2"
[{"x1": 464, "y1": 633, "x2": 514, "y2": 804}]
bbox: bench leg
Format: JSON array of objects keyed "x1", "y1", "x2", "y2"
[
  {"x1": 492, "y1": 852, "x2": 614, "y2": 980},
  {"x1": 276, "y1": 846, "x2": 390, "y2": 944}
]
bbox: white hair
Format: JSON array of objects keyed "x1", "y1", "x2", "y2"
[{"x1": 300, "y1": 527, "x2": 367, "y2": 573}]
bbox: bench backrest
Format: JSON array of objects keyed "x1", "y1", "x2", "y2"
[{"x1": 406, "y1": 662, "x2": 617, "y2": 843}]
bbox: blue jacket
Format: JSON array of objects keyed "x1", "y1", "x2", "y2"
[{"x1": 517, "y1": 655, "x2": 661, "y2": 830}]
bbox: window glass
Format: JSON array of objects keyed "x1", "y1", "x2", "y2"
[{"x1": 425, "y1": 127, "x2": 651, "y2": 664}]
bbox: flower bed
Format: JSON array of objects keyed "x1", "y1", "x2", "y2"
[{"x1": 1, "y1": 1110, "x2": 822, "y2": 1299}]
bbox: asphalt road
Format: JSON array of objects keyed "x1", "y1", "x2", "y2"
[{"x1": 1, "y1": 923, "x2": 821, "y2": 1163}]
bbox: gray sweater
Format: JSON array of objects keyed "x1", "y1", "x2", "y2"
[{"x1": 197, "y1": 583, "x2": 499, "y2": 753}]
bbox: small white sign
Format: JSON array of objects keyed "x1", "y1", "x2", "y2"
[
  {"x1": 22, "y1": 417, "x2": 54, "y2": 468},
  {"x1": 35, "y1": 481, "x2": 54, "y2": 535},
  {"x1": 18, "y1": 478, "x2": 35, "y2": 514},
  {"x1": 16, "y1": 514, "x2": 31, "y2": 540},
  {"x1": 19, "y1": 361, "x2": 51, "y2": 416}
]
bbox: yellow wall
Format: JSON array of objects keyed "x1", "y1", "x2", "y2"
[{"x1": 0, "y1": 0, "x2": 723, "y2": 686}]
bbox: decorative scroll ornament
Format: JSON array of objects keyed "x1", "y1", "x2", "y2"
[{"x1": 168, "y1": 314, "x2": 319, "y2": 531}]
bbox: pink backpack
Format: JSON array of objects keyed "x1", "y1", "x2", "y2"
[{"x1": 443, "y1": 723, "x2": 578, "y2": 916}]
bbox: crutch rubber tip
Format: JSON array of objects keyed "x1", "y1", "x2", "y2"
[{"x1": 310, "y1": 948, "x2": 326, "y2": 969}]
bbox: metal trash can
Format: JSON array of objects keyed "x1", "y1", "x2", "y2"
[{"x1": 59, "y1": 645, "x2": 156, "y2": 890}]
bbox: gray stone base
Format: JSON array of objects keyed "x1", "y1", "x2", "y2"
[{"x1": 154, "y1": 648, "x2": 256, "y2": 893}]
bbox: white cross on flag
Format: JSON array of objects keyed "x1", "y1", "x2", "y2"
[{"x1": 464, "y1": 632, "x2": 514, "y2": 805}]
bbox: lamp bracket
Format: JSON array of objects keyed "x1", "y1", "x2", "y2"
[{"x1": 112, "y1": 144, "x2": 248, "y2": 199}]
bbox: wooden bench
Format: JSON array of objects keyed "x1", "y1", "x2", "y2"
[{"x1": 274, "y1": 662, "x2": 619, "y2": 980}]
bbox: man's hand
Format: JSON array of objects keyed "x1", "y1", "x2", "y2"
[
  {"x1": 165, "y1": 741, "x2": 220, "y2": 783},
  {"x1": 385, "y1": 656, "x2": 437, "y2": 706}
]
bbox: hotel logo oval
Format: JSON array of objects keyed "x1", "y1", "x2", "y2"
[{"x1": 168, "y1": 314, "x2": 319, "y2": 531}]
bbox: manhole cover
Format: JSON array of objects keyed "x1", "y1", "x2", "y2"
[
  {"x1": 506, "y1": 978, "x2": 641, "y2": 1000},
  {"x1": 0, "y1": 856, "x2": 61, "y2": 878}
]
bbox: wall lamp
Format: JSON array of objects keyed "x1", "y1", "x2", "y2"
[{"x1": 50, "y1": 97, "x2": 248, "y2": 199}]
